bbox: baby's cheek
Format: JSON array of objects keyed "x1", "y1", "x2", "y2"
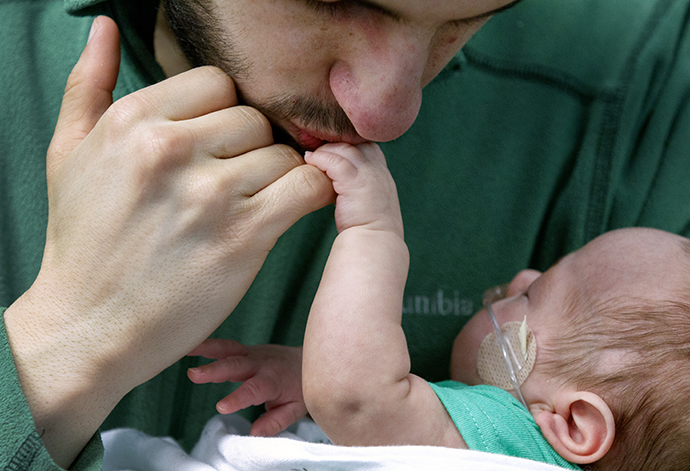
[{"x1": 450, "y1": 319, "x2": 485, "y2": 385}]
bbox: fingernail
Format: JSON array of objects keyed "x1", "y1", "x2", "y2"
[
  {"x1": 304, "y1": 151, "x2": 313, "y2": 159},
  {"x1": 87, "y1": 17, "x2": 100, "y2": 44}
]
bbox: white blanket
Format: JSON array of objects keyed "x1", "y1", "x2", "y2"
[{"x1": 102, "y1": 414, "x2": 565, "y2": 471}]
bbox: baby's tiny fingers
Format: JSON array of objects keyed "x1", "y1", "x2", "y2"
[
  {"x1": 188, "y1": 338, "x2": 249, "y2": 359},
  {"x1": 217, "y1": 379, "x2": 269, "y2": 414},
  {"x1": 215, "y1": 393, "x2": 245, "y2": 416},
  {"x1": 250, "y1": 402, "x2": 308, "y2": 437},
  {"x1": 188, "y1": 356, "x2": 257, "y2": 384},
  {"x1": 305, "y1": 146, "x2": 358, "y2": 184}
]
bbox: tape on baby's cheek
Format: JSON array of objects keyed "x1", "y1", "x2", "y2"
[{"x1": 476, "y1": 321, "x2": 537, "y2": 390}]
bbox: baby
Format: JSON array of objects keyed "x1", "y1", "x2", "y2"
[{"x1": 188, "y1": 144, "x2": 690, "y2": 471}]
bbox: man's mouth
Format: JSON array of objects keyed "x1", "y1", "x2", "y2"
[
  {"x1": 283, "y1": 122, "x2": 367, "y2": 151},
  {"x1": 295, "y1": 127, "x2": 328, "y2": 150}
]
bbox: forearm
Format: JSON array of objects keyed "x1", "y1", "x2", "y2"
[
  {"x1": 4, "y1": 293, "x2": 128, "y2": 468},
  {"x1": 303, "y1": 227, "x2": 410, "y2": 442}
]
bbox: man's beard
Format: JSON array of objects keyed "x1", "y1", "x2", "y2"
[
  {"x1": 162, "y1": 0, "x2": 358, "y2": 149},
  {"x1": 162, "y1": 0, "x2": 248, "y2": 78}
]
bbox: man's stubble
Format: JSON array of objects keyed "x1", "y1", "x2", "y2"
[{"x1": 162, "y1": 0, "x2": 358, "y2": 147}]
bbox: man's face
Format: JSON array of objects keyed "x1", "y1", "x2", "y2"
[{"x1": 163, "y1": 0, "x2": 520, "y2": 150}]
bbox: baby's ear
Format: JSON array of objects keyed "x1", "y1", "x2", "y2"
[{"x1": 533, "y1": 391, "x2": 615, "y2": 464}]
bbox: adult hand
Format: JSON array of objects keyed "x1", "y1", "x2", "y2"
[
  {"x1": 3, "y1": 16, "x2": 333, "y2": 468},
  {"x1": 188, "y1": 339, "x2": 307, "y2": 437}
]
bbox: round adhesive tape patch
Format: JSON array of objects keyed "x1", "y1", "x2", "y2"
[{"x1": 476, "y1": 321, "x2": 537, "y2": 390}]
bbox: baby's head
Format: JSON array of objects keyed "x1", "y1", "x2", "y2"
[{"x1": 451, "y1": 227, "x2": 690, "y2": 471}]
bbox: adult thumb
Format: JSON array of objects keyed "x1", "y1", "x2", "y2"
[{"x1": 47, "y1": 16, "x2": 121, "y2": 179}]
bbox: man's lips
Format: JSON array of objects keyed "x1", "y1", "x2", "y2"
[
  {"x1": 296, "y1": 128, "x2": 328, "y2": 150},
  {"x1": 285, "y1": 122, "x2": 367, "y2": 151}
]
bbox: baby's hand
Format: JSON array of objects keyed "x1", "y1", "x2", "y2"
[
  {"x1": 305, "y1": 143, "x2": 403, "y2": 237},
  {"x1": 187, "y1": 339, "x2": 306, "y2": 437}
]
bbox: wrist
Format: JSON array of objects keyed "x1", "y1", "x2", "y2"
[{"x1": 3, "y1": 291, "x2": 126, "y2": 468}]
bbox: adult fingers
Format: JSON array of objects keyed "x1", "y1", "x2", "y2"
[
  {"x1": 199, "y1": 143, "x2": 305, "y2": 197},
  {"x1": 250, "y1": 161, "x2": 336, "y2": 236},
  {"x1": 124, "y1": 66, "x2": 239, "y2": 122},
  {"x1": 47, "y1": 16, "x2": 120, "y2": 179},
  {"x1": 182, "y1": 105, "x2": 274, "y2": 159},
  {"x1": 191, "y1": 142, "x2": 334, "y2": 234},
  {"x1": 207, "y1": 141, "x2": 335, "y2": 214}
]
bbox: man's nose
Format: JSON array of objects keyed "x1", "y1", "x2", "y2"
[{"x1": 328, "y1": 35, "x2": 425, "y2": 142}]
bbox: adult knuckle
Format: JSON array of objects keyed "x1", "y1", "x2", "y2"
[
  {"x1": 192, "y1": 171, "x2": 232, "y2": 211},
  {"x1": 107, "y1": 92, "x2": 150, "y2": 127},
  {"x1": 288, "y1": 164, "x2": 326, "y2": 199},
  {"x1": 272, "y1": 144, "x2": 304, "y2": 167},
  {"x1": 142, "y1": 125, "x2": 185, "y2": 161},
  {"x1": 257, "y1": 172, "x2": 313, "y2": 221},
  {"x1": 196, "y1": 66, "x2": 236, "y2": 104},
  {"x1": 235, "y1": 106, "x2": 273, "y2": 141},
  {"x1": 63, "y1": 68, "x2": 84, "y2": 98},
  {"x1": 197, "y1": 65, "x2": 232, "y2": 85},
  {"x1": 130, "y1": 125, "x2": 192, "y2": 183}
]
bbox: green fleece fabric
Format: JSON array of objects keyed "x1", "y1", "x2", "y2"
[
  {"x1": 430, "y1": 381, "x2": 580, "y2": 470},
  {"x1": 2, "y1": 0, "x2": 690, "y2": 469}
]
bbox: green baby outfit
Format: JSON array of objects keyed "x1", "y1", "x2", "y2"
[{"x1": 430, "y1": 381, "x2": 580, "y2": 470}]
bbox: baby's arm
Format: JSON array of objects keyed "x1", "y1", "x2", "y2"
[{"x1": 303, "y1": 143, "x2": 465, "y2": 448}]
